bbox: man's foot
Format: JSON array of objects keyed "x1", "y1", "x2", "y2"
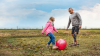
[
  {"x1": 69, "y1": 43, "x2": 76, "y2": 47},
  {"x1": 52, "y1": 46, "x2": 59, "y2": 49},
  {"x1": 76, "y1": 43, "x2": 79, "y2": 45},
  {"x1": 69, "y1": 43, "x2": 79, "y2": 47}
]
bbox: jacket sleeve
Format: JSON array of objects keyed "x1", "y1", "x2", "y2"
[
  {"x1": 53, "y1": 26, "x2": 58, "y2": 33},
  {"x1": 42, "y1": 23, "x2": 50, "y2": 33},
  {"x1": 67, "y1": 17, "x2": 71, "y2": 28},
  {"x1": 76, "y1": 12, "x2": 82, "y2": 26}
]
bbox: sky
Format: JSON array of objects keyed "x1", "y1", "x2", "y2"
[{"x1": 0, "y1": 0, "x2": 100, "y2": 29}]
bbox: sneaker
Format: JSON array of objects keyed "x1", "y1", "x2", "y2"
[
  {"x1": 52, "y1": 46, "x2": 59, "y2": 49},
  {"x1": 76, "y1": 43, "x2": 79, "y2": 46},
  {"x1": 69, "y1": 43, "x2": 79, "y2": 47},
  {"x1": 46, "y1": 44, "x2": 50, "y2": 47},
  {"x1": 69, "y1": 43, "x2": 76, "y2": 47}
]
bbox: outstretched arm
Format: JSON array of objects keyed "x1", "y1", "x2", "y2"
[
  {"x1": 42, "y1": 23, "x2": 50, "y2": 34},
  {"x1": 67, "y1": 17, "x2": 71, "y2": 29},
  {"x1": 53, "y1": 26, "x2": 58, "y2": 33}
]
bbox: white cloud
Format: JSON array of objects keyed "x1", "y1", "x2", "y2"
[
  {"x1": 46, "y1": 3, "x2": 100, "y2": 29},
  {"x1": 49, "y1": 9, "x2": 70, "y2": 28},
  {"x1": 0, "y1": 16, "x2": 19, "y2": 26},
  {"x1": 0, "y1": 0, "x2": 100, "y2": 29},
  {"x1": 0, "y1": 0, "x2": 20, "y2": 27},
  {"x1": 0, "y1": 0, "x2": 47, "y2": 28},
  {"x1": 77, "y1": 3, "x2": 100, "y2": 28}
]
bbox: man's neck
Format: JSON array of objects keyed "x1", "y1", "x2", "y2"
[{"x1": 71, "y1": 12, "x2": 74, "y2": 14}]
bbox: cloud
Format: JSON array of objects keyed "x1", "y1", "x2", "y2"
[
  {"x1": 0, "y1": 0, "x2": 100, "y2": 29},
  {"x1": 0, "y1": 0, "x2": 21, "y2": 27},
  {"x1": 77, "y1": 3, "x2": 100, "y2": 28},
  {"x1": 46, "y1": 3, "x2": 100, "y2": 29},
  {"x1": 48, "y1": 9, "x2": 70, "y2": 28},
  {"x1": 0, "y1": 0, "x2": 47, "y2": 28}
]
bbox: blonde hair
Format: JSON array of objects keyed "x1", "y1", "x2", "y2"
[{"x1": 49, "y1": 17, "x2": 55, "y2": 22}]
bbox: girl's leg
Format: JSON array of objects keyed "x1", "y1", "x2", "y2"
[
  {"x1": 48, "y1": 40, "x2": 52, "y2": 45},
  {"x1": 47, "y1": 33, "x2": 55, "y2": 45},
  {"x1": 47, "y1": 33, "x2": 58, "y2": 49},
  {"x1": 51, "y1": 36, "x2": 55, "y2": 45},
  {"x1": 47, "y1": 33, "x2": 52, "y2": 45}
]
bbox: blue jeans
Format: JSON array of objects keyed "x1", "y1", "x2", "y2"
[{"x1": 47, "y1": 33, "x2": 55, "y2": 45}]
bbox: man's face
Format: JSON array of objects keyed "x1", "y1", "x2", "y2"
[{"x1": 68, "y1": 9, "x2": 73, "y2": 14}]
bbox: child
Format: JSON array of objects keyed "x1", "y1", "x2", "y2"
[{"x1": 42, "y1": 17, "x2": 59, "y2": 49}]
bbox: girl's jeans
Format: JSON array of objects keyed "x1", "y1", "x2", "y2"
[{"x1": 47, "y1": 33, "x2": 55, "y2": 45}]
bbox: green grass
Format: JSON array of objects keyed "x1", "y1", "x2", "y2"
[{"x1": 0, "y1": 29, "x2": 100, "y2": 56}]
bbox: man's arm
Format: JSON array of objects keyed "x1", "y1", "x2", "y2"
[
  {"x1": 76, "y1": 12, "x2": 82, "y2": 27},
  {"x1": 67, "y1": 17, "x2": 71, "y2": 29}
]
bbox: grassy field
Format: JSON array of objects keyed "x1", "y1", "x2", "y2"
[{"x1": 0, "y1": 29, "x2": 100, "y2": 56}]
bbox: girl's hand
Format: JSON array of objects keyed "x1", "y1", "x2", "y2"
[
  {"x1": 57, "y1": 32, "x2": 59, "y2": 34},
  {"x1": 42, "y1": 33, "x2": 44, "y2": 35}
]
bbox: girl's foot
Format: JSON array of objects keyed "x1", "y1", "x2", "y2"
[
  {"x1": 46, "y1": 44, "x2": 50, "y2": 47},
  {"x1": 52, "y1": 45, "x2": 59, "y2": 49}
]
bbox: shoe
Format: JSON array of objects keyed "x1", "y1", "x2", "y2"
[
  {"x1": 76, "y1": 43, "x2": 79, "y2": 45},
  {"x1": 52, "y1": 46, "x2": 59, "y2": 49},
  {"x1": 69, "y1": 43, "x2": 79, "y2": 47},
  {"x1": 69, "y1": 43, "x2": 76, "y2": 47},
  {"x1": 46, "y1": 44, "x2": 50, "y2": 47}
]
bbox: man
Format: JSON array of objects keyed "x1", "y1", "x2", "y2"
[{"x1": 67, "y1": 8, "x2": 82, "y2": 46}]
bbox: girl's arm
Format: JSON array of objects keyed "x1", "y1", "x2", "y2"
[
  {"x1": 53, "y1": 26, "x2": 58, "y2": 33},
  {"x1": 42, "y1": 23, "x2": 50, "y2": 34}
]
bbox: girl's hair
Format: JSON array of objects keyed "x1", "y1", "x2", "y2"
[{"x1": 49, "y1": 17, "x2": 55, "y2": 21}]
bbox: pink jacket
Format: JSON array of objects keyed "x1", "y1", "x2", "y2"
[{"x1": 42, "y1": 21, "x2": 58, "y2": 35}]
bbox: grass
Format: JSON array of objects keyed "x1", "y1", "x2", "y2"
[{"x1": 0, "y1": 29, "x2": 100, "y2": 56}]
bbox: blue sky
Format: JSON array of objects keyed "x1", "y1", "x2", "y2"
[{"x1": 0, "y1": 0, "x2": 100, "y2": 29}]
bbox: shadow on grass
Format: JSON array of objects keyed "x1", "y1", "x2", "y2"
[{"x1": 0, "y1": 36, "x2": 48, "y2": 38}]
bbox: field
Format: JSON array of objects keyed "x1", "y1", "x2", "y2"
[{"x1": 0, "y1": 29, "x2": 100, "y2": 56}]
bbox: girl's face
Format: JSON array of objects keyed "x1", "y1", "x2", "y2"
[{"x1": 52, "y1": 19, "x2": 55, "y2": 22}]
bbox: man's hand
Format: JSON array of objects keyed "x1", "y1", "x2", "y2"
[
  {"x1": 66, "y1": 28, "x2": 68, "y2": 31},
  {"x1": 78, "y1": 26, "x2": 81, "y2": 29}
]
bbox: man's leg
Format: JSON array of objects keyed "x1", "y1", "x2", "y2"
[
  {"x1": 72, "y1": 27, "x2": 75, "y2": 43},
  {"x1": 72, "y1": 33, "x2": 78, "y2": 44},
  {"x1": 70, "y1": 26, "x2": 79, "y2": 46},
  {"x1": 74, "y1": 32, "x2": 77, "y2": 44},
  {"x1": 74, "y1": 26, "x2": 79, "y2": 44}
]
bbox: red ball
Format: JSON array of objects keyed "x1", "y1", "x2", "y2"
[{"x1": 56, "y1": 39, "x2": 67, "y2": 50}]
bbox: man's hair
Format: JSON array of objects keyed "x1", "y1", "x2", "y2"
[{"x1": 69, "y1": 8, "x2": 73, "y2": 10}]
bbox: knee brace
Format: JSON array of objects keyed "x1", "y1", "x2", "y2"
[{"x1": 74, "y1": 32, "x2": 77, "y2": 42}]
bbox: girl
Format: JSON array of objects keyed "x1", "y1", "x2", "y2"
[{"x1": 42, "y1": 17, "x2": 58, "y2": 49}]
